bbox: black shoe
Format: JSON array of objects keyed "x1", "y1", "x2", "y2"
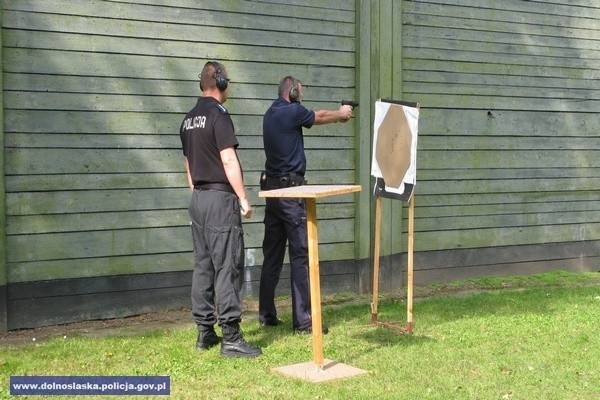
[
  {"x1": 196, "y1": 330, "x2": 221, "y2": 350},
  {"x1": 293, "y1": 325, "x2": 329, "y2": 335},
  {"x1": 220, "y1": 338, "x2": 262, "y2": 358},
  {"x1": 260, "y1": 318, "x2": 283, "y2": 327}
]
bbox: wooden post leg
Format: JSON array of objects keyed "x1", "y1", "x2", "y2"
[
  {"x1": 406, "y1": 195, "x2": 415, "y2": 332},
  {"x1": 371, "y1": 195, "x2": 382, "y2": 324},
  {"x1": 305, "y1": 198, "x2": 324, "y2": 368}
]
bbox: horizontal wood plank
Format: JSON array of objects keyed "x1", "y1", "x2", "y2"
[
  {"x1": 7, "y1": 242, "x2": 357, "y2": 283},
  {"x1": 5, "y1": 148, "x2": 355, "y2": 174}
]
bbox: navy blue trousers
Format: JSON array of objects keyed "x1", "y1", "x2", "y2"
[{"x1": 259, "y1": 197, "x2": 311, "y2": 330}]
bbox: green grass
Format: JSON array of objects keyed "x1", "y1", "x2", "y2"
[{"x1": 1, "y1": 271, "x2": 599, "y2": 399}]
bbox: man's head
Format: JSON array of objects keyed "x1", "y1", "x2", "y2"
[
  {"x1": 199, "y1": 61, "x2": 230, "y2": 101},
  {"x1": 278, "y1": 76, "x2": 303, "y2": 103}
]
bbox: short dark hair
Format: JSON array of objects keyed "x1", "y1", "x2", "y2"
[{"x1": 278, "y1": 76, "x2": 300, "y2": 97}]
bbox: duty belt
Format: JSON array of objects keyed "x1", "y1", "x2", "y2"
[
  {"x1": 194, "y1": 182, "x2": 236, "y2": 195},
  {"x1": 261, "y1": 172, "x2": 305, "y2": 189}
]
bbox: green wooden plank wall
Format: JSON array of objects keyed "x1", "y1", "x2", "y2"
[
  {"x1": 2, "y1": 0, "x2": 598, "y2": 329},
  {"x1": 398, "y1": 0, "x2": 600, "y2": 262},
  {"x1": 2, "y1": 0, "x2": 359, "y2": 287},
  {"x1": 0, "y1": 1, "x2": 6, "y2": 332}
]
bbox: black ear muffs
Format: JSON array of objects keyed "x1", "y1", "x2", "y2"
[
  {"x1": 201, "y1": 62, "x2": 229, "y2": 92},
  {"x1": 214, "y1": 68, "x2": 229, "y2": 91},
  {"x1": 289, "y1": 78, "x2": 299, "y2": 102}
]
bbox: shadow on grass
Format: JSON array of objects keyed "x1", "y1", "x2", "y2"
[
  {"x1": 368, "y1": 284, "x2": 595, "y2": 329},
  {"x1": 413, "y1": 286, "x2": 574, "y2": 324},
  {"x1": 315, "y1": 283, "x2": 598, "y2": 348}
]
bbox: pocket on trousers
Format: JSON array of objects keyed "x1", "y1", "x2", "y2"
[
  {"x1": 232, "y1": 225, "x2": 244, "y2": 271},
  {"x1": 207, "y1": 225, "x2": 245, "y2": 273},
  {"x1": 292, "y1": 216, "x2": 306, "y2": 228}
]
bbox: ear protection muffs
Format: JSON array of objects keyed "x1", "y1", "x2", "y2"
[
  {"x1": 200, "y1": 62, "x2": 229, "y2": 92},
  {"x1": 213, "y1": 66, "x2": 229, "y2": 91},
  {"x1": 289, "y1": 78, "x2": 299, "y2": 102}
]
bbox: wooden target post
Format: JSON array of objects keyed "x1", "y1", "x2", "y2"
[
  {"x1": 370, "y1": 194, "x2": 415, "y2": 333},
  {"x1": 370, "y1": 99, "x2": 419, "y2": 333}
]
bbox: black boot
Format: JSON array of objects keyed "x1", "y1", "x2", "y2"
[
  {"x1": 196, "y1": 326, "x2": 221, "y2": 350},
  {"x1": 220, "y1": 323, "x2": 262, "y2": 358}
]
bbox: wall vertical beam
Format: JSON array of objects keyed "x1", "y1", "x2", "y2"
[
  {"x1": 357, "y1": 0, "x2": 406, "y2": 292},
  {"x1": 389, "y1": 0, "x2": 405, "y2": 258},
  {"x1": 0, "y1": 2, "x2": 8, "y2": 332},
  {"x1": 358, "y1": 0, "x2": 406, "y2": 292},
  {"x1": 378, "y1": 0, "x2": 404, "y2": 258},
  {"x1": 355, "y1": 0, "x2": 374, "y2": 292},
  {"x1": 377, "y1": 0, "x2": 405, "y2": 282}
]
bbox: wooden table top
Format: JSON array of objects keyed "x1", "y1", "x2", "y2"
[{"x1": 258, "y1": 184, "x2": 362, "y2": 199}]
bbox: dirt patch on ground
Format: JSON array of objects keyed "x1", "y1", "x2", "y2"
[
  {"x1": 0, "y1": 308, "x2": 194, "y2": 348},
  {"x1": 0, "y1": 299, "x2": 266, "y2": 348},
  {"x1": 0, "y1": 295, "x2": 321, "y2": 348}
]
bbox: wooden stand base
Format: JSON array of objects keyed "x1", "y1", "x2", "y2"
[
  {"x1": 371, "y1": 318, "x2": 413, "y2": 334},
  {"x1": 272, "y1": 359, "x2": 367, "y2": 383}
]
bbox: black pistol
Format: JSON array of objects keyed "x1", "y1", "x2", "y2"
[{"x1": 341, "y1": 100, "x2": 359, "y2": 109}]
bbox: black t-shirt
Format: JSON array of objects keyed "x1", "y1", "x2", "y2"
[
  {"x1": 180, "y1": 97, "x2": 238, "y2": 185},
  {"x1": 263, "y1": 97, "x2": 315, "y2": 177}
]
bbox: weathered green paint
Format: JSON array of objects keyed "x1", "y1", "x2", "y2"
[
  {"x1": 354, "y1": 0, "x2": 374, "y2": 269},
  {"x1": 2, "y1": 0, "x2": 599, "y2": 328},
  {"x1": 389, "y1": 0, "x2": 407, "y2": 256},
  {"x1": 4, "y1": 170, "x2": 356, "y2": 194},
  {"x1": 9, "y1": 243, "x2": 356, "y2": 283},
  {"x1": 0, "y1": 1, "x2": 7, "y2": 332},
  {"x1": 6, "y1": 218, "x2": 356, "y2": 263},
  {"x1": 416, "y1": 223, "x2": 600, "y2": 253},
  {"x1": 7, "y1": 203, "x2": 356, "y2": 236},
  {"x1": 4, "y1": 148, "x2": 356, "y2": 175},
  {"x1": 4, "y1": 49, "x2": 356, "y2": 87},
  {"x1": 4, "y1": 0, "x2": 355, "y2": 25},
  {"x1": 366, "y1": 0, "x2": 408, "y2": 258},
  {"x1": 2, "y1": 0, "x2": 360, "y2": 296},
  {"x1": 399, "y1": 0, "x2": 600, "y2": 268}
]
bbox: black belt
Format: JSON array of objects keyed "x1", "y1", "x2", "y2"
[
  {"x1": 194, "y1": 183, "x2": 236, "y2": 195},
  {"x1": 263, "y1": 173, "x2": 305, "y2": 189}
]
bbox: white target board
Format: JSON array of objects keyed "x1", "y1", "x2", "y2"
[{"x1": 371, "y1": 99, "x2": 419, "y2": 202}]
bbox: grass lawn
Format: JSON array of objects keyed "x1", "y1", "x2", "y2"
[{"x1": 1, "y1": 270, "x2": 599, "y2": 399}]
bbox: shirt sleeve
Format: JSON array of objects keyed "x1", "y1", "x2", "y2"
[
  {"x1": 179, "y1": 119, "x2": 188, "y2": 156},
  {"x1": 295, "y1": 103, "x2": 315, "y2": 129},
  {"x1": 214, "y1": 114, "x2": 239, "y2": 151}
]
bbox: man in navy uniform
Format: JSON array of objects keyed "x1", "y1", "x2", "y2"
[{"x1": 259, "y1": 76, "x2": 353, "y2": 333}]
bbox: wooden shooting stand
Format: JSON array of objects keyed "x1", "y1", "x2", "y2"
[
  {"x1": 370, "y1": 194, "x2": 415, "y2": 333},
  {"x1": 259, "y1": 184, "x2": 367, "y2": 382}
]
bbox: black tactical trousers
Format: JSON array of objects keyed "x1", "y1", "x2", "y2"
[{"x1": 189, "y1": 189, "x2": 245, "y2": 330}]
